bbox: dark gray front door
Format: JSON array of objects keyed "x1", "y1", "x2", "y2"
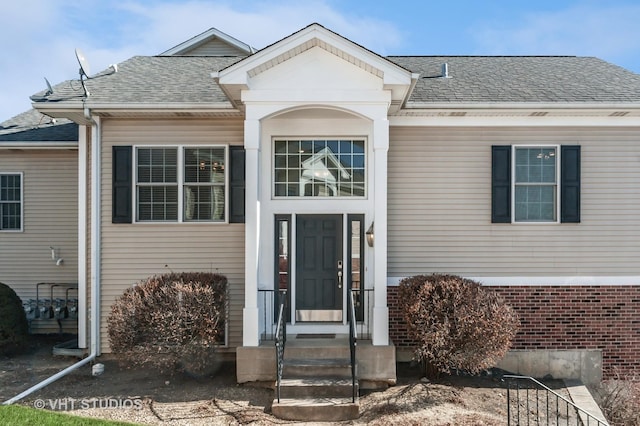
[{"x1": 296, "y1": 214, "x2": 343, "y2": 322}]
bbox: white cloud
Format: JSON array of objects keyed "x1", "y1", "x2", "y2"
[
  {"x1": 471, "y1": 4, "x2": 640, "y2": 68},
  {"x1": 120, "y1": 0, "x2": 402, "y2": 54},
  {"x1": 0, "y1": 0, "x2": 402, "y2": 122},
  {"x1": 0, "y1": 1, "x2": 127, "y2": 122}
]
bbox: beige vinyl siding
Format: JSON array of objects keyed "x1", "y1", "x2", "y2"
[
  {"x1": 181, "y1": 39, "x2": 248, "y2": 56},
  {"x1": 0, "y1": 149, "x2": 78, "y2": 333},
  {"x1": 100, "y1": 119, "x2": 245, "y2": 352},
  {"x1": 388, "y1": 126, "x2": 640, "y2": 277}
]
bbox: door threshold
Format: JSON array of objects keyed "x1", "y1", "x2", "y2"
[
  {"x1": 295, "y1": 333, "x2": 336, "y2": 339},
  {"x1": 284, "y1": 324, "x2": 349, "y2": 336}
]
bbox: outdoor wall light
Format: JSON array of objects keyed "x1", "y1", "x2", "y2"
[
  {"x1": 49, "y1": 246, "x2": 64, "y2": 266},
  {"x1": 366, "y1": 222, "x2": 374, "y2": 247}
]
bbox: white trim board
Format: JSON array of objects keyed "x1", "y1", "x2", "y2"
[{"x1": 387, "y1": 276, "x2": 640, "y2": 286}]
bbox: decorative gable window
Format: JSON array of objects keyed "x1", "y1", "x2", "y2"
[
  {"x1": 111, "y1": 145, "x2": 245, "y2": 224},
  {"x1": 273, "y1": 139, "x2": 366, "y2": 197},
  {"x1": 492, "y1": 145, "x2": 580, "y2": 224},
  {"x1": 0, "y1": 173, "x2": 22, "y2": 231}
]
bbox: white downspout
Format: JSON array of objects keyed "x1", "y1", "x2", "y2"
[
  {"x1": 3, "y1": 113, "x2": 102, "y2": 405},
  {"x1": 77, "y1": 125, "x2": 88, "y2": 348},
  {"x1": 90, "y1": 115, "x2": 102, "y2": 356}
]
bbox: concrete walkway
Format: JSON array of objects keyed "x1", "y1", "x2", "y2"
[{"x1": 564, "y1": 379, "x2": 609, "y2": 425}]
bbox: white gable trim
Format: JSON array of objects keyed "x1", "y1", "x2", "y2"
[
  {"x1": 218, "y1": 24, "x2": 410, "y2": 85},
  {"x1": 214, "y1": 24, "x2": 416, "y2": 112},
  {"x1": 160, "y1": 27, "x2": 255, "y2": 56}
]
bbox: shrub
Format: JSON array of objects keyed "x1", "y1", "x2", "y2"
[
  {"x1": 107, "y1": 272, "x2": 227, "y2": 375},
  {"x1": 0, "y1": 282, "x2": 29, "y2": 356},
  {"x1": 594, "y1": 370, "x2": 640, "y2": 425},
  {"x1": 398, "y1": 274, "x2": 519, "y2": 378}
]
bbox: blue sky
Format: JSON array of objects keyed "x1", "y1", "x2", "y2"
[{"x1": 2, "y1": 0, "x2": 640, "y2": 121}]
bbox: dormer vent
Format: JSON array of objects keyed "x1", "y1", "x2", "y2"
[{"x1": 442, "y1": 63, "x2": 450, "y2": 78}]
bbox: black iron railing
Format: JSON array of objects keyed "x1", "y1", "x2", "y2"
[
  {"x1": 351, "y1": 287, "x2": 373, "y2": 339},
  {"x1": 258, "y1": 289, "x2": 275, "y2": 341},
  {"x1": 504, "y1": 375, "x2": 609, "y2": 425},
  {"x1": 274, "y1": 290, "x2": 287, "y2": 403},
  {"x1": 260, "y1": 288, "x2": 372, "y2": 340},
  {"x1": 348, "y1": 289, "x2": 358, "y2": 403},
  {"x1": 258, "y1": 289, "x2": 288, "y2": 341}
]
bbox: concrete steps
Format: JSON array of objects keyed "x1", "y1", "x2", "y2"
[
  {"x1": 279, "y1": 377, "x2": 355, "y2": 398},
  {"x1": 283, "y1": 357, "x2": 352, "y2": 377},
  {"x1": 272, "y1": 397, "x2": 359, "y2": 422},
  {"x1": 271, "y1": 335, "x2": 359, "y2": 421}
]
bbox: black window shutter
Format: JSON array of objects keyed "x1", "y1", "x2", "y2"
[
  {"x1": 492, "y1": 145, "x2": 512, "y2": 223},
  {"x1": 229, "y1": 146, "x2": 245, "y2": 223},
  {"x1": 112, "y1": 146, "x2": 132, "y2": 223},
  {"x1": 561, "y1": 145, "x2": 581, "y2": 223}
]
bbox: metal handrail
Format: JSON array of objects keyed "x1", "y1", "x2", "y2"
[
  {"x1": 258, "y1": 289, "x2": 275, "y2": 341},
  {"x1": 504, "y1": 375, "x2": 609, "y2": 426},
  {"x1": 348, "y1": 289, "x2": 358, "y2": 403},
  {"x1": 274, "y1": 290, "x2": 287, "y2": 403},
  {"x1": 351, "y1": 287, "x2": 373, "y2": 339}
]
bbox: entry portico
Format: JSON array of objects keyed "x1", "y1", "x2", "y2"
[{"x1": 215, "y1": 24, "x2": 415, "y2": 357}]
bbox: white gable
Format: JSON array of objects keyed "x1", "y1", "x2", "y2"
[
  {"x1": 250, "y1": 46, "x2": 381, "y2": 91},
  {"x1": 161, "y1": 27, "x2": 254, "y2": 56},
  {"x1": 214, "y1": 24, "x2": 416, "y2": 114}
]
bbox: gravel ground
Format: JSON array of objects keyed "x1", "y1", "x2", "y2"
[{"x1": 2, "y1": 335, "x2": 580, "y2": 425}]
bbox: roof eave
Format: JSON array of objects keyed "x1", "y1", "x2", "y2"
[
  {"x1": 405, "y1": 102, "x2": 640, "y2": 110},
  {"x1": 0, "y1": 141, "x2": 78, "y2": 149},
  {"x1": 33, "y1": 102, "x2": 243, "y2": 124}
]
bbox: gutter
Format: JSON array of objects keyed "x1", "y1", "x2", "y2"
[
  {"x1": 3, "y1": 112, "x2": 102, "y2": 405},
  {"x1": 399, "y1": 73, "x2": 420, "y2": 110},
  {"x1": 405, "y1": 102, "x2": 640, "y2": 111},
  {"x1": 0, "y1": 142, "x2": 78, "y2": 149},
  {"x1": 35, "y1": 102, "x2": 238, "y2": 112}
]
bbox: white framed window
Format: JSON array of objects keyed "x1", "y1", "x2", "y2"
[
  {"x1": 134, "y1": 146, "x2": 227, "y2": 223},
  {"x1": 136, "y1": 147, "x2": 178, "y2": 221},
  {"x1": 512, "y1": 145, "x2": 559, "y2": 223},
  {"x1": 0, "y1": 173, "x2": 23, "y2": 231},
  {"x1": 273, "y1": 139, "x2": 366, "y2": 198}
]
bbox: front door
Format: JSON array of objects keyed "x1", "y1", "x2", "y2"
[{"x1": 295, "y1": 214, "x2": 343, "y2": 322}]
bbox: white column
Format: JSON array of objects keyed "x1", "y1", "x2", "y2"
[
  {"x1": 372, "y1": 118, "x2": 389, "y2": 346},
  {"x1": 243, "y1": 118, "x2": 261, "y2": 346}
]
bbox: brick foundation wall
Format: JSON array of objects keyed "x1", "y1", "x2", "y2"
[{"x1": 388, "y1": 285, "x2": 640, "y2": 377}]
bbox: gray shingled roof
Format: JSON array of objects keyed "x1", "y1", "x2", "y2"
[
  {"x1": 389, "y1": 56, "x2": 640, "y2": 104},
  {"x1": 28, "y1": 55, "x2": 640, "y2": 108},
  {"x1": 37, "y1": 56, "x2": 242, "y2": 106},
  {"x1": 0, "y1": 109, "x2": 77, "y2": 142}
]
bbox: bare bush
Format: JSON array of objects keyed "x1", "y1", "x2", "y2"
[
  {"x1": 398, "y1": 274, "x2": 519, "y2": 378},
  {"x1": 107, "y1": 272, "x2": 227, "y2": 374},
  {"x1": 594, "y1": 370, "x2": 640, "y2": 426}
]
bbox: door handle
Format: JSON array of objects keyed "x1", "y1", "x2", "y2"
[{"x1": 337, "y1": 261, "x2": 343, "y2": 289}]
